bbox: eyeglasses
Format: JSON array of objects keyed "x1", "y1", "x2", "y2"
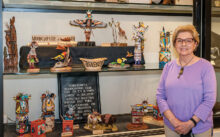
[{"x1": 175, "y1": 38, "x2": 195, "y2": 45}]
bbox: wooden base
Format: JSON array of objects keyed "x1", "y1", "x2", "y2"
[
  {"x1": 84, "y1": 124, "x2": 103, "y2": 131},
  {"x1": 61, "y1": 132, "x2": 73, "y2": 137},
  {"x1": 126, "y1": 123, "x2": 148, "y2": 131},
  {"x1": 102, "y1": 124, "x2": 118, "y2": 132},
  {"x1": 133, "y1": 64, "x2": 144, "y2": 68},
  {"x1": 108, "y1": 64, "x2": 130, "y2": 69},
  {"x1": 45, "y1": 128, "x2": 53, "y2": 133},
  {"x1": 92, "y1": 130, "x2": 104, "y2": 135},
  {"x1": 50, "y1": 66, "x2": 72, "y2": 72},
  {"x1": 17, "y1": 134, "x2": 46, "y2": 137},
  {"x1": 27, "y1": 68, "x2": 40, "y2": 73},
  {"x1": 106, "y1": 0, "x2": 118, "y2": 3},
  {"x1": 111, "y1": 43, "x2": 127, "y2": 47},
  {"x1": 143, "y1": 116, "x2": 164, "y2": 126}
]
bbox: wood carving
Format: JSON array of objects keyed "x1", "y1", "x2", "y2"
[
  {"x1": 4, "y1": 16, "x2": 18, "y2": 73},
  {"x1": 70, "y1": 10, "x2": 107, "y2": 42},
  {"x1": 109, "y1": 18, "x2": 128, "y2": 46}
]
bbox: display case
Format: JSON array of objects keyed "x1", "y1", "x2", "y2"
[
  {"x1": 211, "y1": 0, "x2": 220, "y2": 128},
  {"x1": 1, "y1": 0, "x2": 218, "y2": 136}
]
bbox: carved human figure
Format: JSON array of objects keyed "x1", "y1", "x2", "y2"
[
  {"x1": 87, "y1": 111, "x2": 102, "y2": 129},
  {"x1": 27, "y1": 41, "x2": 39, "y2": 69},
  {"x1": 70, "y1": 10, "x2": 107, "y2": 42},
  {"x1": 132, "y1": 22, "x2": 148, "y2": 65}
]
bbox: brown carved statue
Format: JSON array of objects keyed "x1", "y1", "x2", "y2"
[{"x1": 4, "y1": 16, "x2": 18, "y2": 73}]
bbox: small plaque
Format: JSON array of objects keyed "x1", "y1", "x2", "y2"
[
  {"x1": 61, "y1": 132, "x2": 73, "y2": 137},
  {"x1": 93, "y1": 130, "x2": 104, "y2": 135},
  {"x1": 175, "y1": 0, "x2": 193, "y2": 5},
  {"x1": 73, "y1": 124, "x2": 80, "y2": 129}
]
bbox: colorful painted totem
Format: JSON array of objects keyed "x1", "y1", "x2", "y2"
[
  {"x1": 14, "y1": 93, "x2": 31, "y2": 135},
  {"x1": 159, "y1": 27, "x2": 171, "y2": 69},
  {"x1": 132, "y1": 22, "x2": 148, "y2": 66},
  {"x1": 153, "y1": 105, "x2": 163, "y2": 120},
  {"x1": 41, "y1": 91, "x2": 56, "y2": 133}
]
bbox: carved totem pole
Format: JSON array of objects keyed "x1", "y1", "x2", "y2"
[
  {"x1": 132, "y1": 22, "x2": 148, "y2": 66},
  {"x1": 14, "y1": 93, "x2": 31, "y2": 135},
  {"x1": 159, "y1": 27, "x2": 171, "y2": 69},
  {"x1": 41, "y1": 91, "x2": 56, "y2": 133},
  {"x1": 4, "y1": 16, "x2": 18, "y2": 73}
]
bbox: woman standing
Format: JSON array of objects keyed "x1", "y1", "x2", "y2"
[{"x1": 157, "y1": 25, "x2": 216, "y2": 137}]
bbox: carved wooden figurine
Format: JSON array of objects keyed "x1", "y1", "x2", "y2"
[
  {"x1": 4, "y1": 16, "x2": 18, "y2": 73},
  {"x1": 132, "y1": 22, "x2": 148, "y2": 66},
  {"x1": 14, "y1": 93, "x2": 31, "y2": 135},
  {"x1": 41, "y1": 91, "x2": 56, "y2": 133},
  {"x1": 50, "y1": 47, "x2": 72, "y2": 72},
  {"x1": 70, "y1": 10, "x2": 107, "y2": 46},
  {"x1": 61, "y1": 105, "x2": 77, "y2": 137},
  {"x1": 27, "y1": 41, "x2": 40, "y2": 73},
  {"x1": 159, "y1": 27, "x2": 171, "y2": 69},
  {"x1": 109, "y1": 18, "x2": 127, "y2": 47},
  {"x1": 84, "y1": 110, "x2": 102, "y2": 131},
  {"x1": 31, "y1": 119, "x2": 46, "y2": 137},
  {"x1": 126, "y1": 104, "x2": 148, "y2": 131},
  {"x1": 101, "y1": 114, "x2": 118, "y2": 132}
]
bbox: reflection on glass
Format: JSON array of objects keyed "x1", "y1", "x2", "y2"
[{"x1": 212, "y1": 0, "x2": 220, "y2": 119}]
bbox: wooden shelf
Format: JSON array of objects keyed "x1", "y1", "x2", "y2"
[
  {"x1": 3, "y1": 0, "x2": 192, "y2": 14},
  {"x1": 3, "y1": 63, "x2": 162, "y2": 75},
  {"x1": 212, "y1": 7, "x2": 220, "y2": 17}
]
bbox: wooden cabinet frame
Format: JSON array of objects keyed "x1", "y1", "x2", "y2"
[{"x1": 0, "y1": 0, "x2": 212, "y2": 136}]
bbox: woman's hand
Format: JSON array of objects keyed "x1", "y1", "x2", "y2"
[
  {"x1": 163, "y1": 109, "x2": 182, "y2": 128},
  {"x1": 174, "y1": 120, "x2": 194, "y2": 135},
  {"x1": 169, "y1": 117, "x2": 182, "y2": 128}
]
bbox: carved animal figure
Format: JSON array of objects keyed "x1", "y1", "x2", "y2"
[
  {"x1": 101, "y1": 114, "x2": 116, "y2": 127},
  {"x1": 87, "y1": 112, "x2": 102, "y2": 129},
  {"x1": 116, "y1": 22, "x2": 127, "y2": 41}
]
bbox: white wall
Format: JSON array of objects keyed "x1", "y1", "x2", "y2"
[{"x1": 2, "y1": 11, "x2": 192, "y2": 123}]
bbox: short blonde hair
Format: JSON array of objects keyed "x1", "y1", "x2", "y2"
[{"x1": 172, "y1": 25, "x2": 200, "y2": 46}]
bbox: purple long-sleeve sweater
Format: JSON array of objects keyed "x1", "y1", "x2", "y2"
[{"x1": 157, "y1": 58, "x2": 217, "y2": 134}]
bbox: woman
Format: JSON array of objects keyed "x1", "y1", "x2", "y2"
[{"x1": 157, "y1": 25, "x2": 216, "y2": 137}]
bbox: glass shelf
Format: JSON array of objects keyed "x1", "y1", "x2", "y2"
[
  {"x1": 3, "y1": 63, "x2": 162, "y2": 75},
  {"x1": 212, "y1": 7, "x2": 220, "y2": 17},
  {"x1": 3, "y1": 0, "x2": 193, "y2": 14}
]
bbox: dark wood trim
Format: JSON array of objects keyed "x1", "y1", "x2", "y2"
[
  {"x1": 3, "y1": 7, "x2": 192, "y2": 16},
  {"x1": 193, "y1": 0, "x2": 211, "y2": 60},
  {"x1": 0, "y1": 0, "x2": 4, "y2": 136}
]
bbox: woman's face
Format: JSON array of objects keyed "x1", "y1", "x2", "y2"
[{"x1": 175, "y1": 31, "x2": 197, "y2": 57}]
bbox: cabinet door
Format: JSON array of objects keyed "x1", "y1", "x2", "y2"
[{"x1": 212, "y1": 0, "x2": 220, "y2": 122}]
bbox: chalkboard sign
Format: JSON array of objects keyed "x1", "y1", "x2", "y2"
[{"x1": 58, "y1": 72, "x2": 101, "y2": 124}]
